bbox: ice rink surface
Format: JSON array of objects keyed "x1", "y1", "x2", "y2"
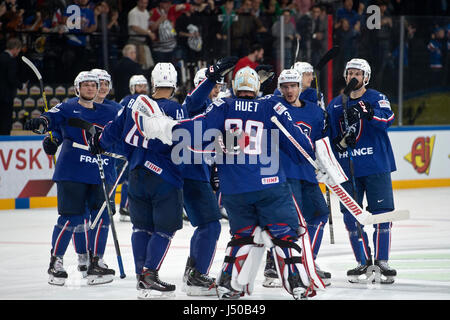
[{"x1": 1, "y1": 187, "x2": 449, "y2": 306}]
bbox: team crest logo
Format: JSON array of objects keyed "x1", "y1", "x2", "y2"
[
  {"x1": 295, "y1": 121, "x2": 312, "y2": 137},
  {"x1": 404, "y1": 135, "x2": 436, "y2": 175}
]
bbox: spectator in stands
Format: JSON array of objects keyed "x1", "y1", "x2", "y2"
[
  {"x1": 335, "y1": 0, "x2": 360, "y2": 29},
  {"x1": 128, "y1": 0, "x2": 156, "y2": 70},
  {"x1": 175, "y1": 5, "x2": 203, "y2": 63},
  {"x1": 427, "y1": 26, "x2": 446, "y2": 87},
  {"x1": 213, "y1": 0, "x2": 237, "y2": 58},
  {"x1": 271, "y1": 9, "x2": 299, "y2": 71},
  {"x1": 373, "y1": 0, "x2": 393, "y2": 89},
  {"x1": 310, "y1": 4, "x2": 327, "y2": 67},
  {"x1": 231, "y1": 0, "x2": 267, "y2": 57},
  {"x1": 61, "y1": 0, "x2": 97, "y2": 82},
  {"x1": 112, "y1": 44, "x2": 145, "y2": 102},
  {"x1": 232, "y1": 42, "x2": 264, "y2": 77},
  {"x1": 0, "y1": 37, "x2": 22, "y2": 135},
  {"x1": 149, "y1": 0, "x2": 190, "y2": 63}
]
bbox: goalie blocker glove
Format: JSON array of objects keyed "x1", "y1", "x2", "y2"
[
  {"x1": 206, "y1": 56, "x2": 239, "y2": 82},
  {"x1": 24, "y1": 116, "x2": 49, "y2": 134}
]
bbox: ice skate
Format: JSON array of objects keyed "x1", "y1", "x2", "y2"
[
  {"x1": 87, "y1": 255, "x2": 115, "y2": 285},
  {"x1": 181, "y1": 256, "x2": 194, "y2": 292},
  {"x1": 315, "y1": 264, "x2": 331, "y2": 286},
  {"x1": 375, "y1": 260, "x2": 396, "y2": 284},
  {"x1": 262, "y1": 251, "x2": 281, "y2": 288},
  {"x1": 137, "y1": 269, "x2": 175, "y2": 299},
  {"x1": 185, "y1": 268, "x2": 216, "y2": 296},
  {"x1": 347, "y1": 259, "x2": 373, "y2": 284},
  {"x1": 119, "y1": 207, "x2": 130, "y2": 222},
  {"x1": 48, "y1": 255, "x2": 68, "y2": 286},
  {"x1": 77, "y1": 253, "x2": 89, "y2": 278},
  {"x1": 216, "y1": 272, "x2": 243, "y2": 300},
  {"x1": 287, "y1": 273, "x2": 311, "y2": 300}
]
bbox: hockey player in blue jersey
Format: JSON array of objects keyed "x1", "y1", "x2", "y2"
[
  {"x1": 116, "y1": 74, "x2": 149, "y2": 222},
  {"x1": 88, "y1": 63, "x2": 187, "y2": 298},
  {"x1": 262, "y1": 69, "x2": 332, "y2": 287},
  {"x1": 135, "y1": 66, "x2": 329, "y2": 299},
  {"x1": 274, "y1": 62, "x2": 324, "y2": 107},
  {"x1": 326, "y1": 58, "x2": 397, "y2": 284},
  {"x1": 25, "y1": 70, "x2": 121, "y2": 286},
  {"x1": 179, "y1": 65, "x2": 232, "y2": 296}
]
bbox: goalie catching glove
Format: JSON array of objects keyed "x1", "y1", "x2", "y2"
[
  {"x1": 131, "y1": 94, "x2": 179, "y2": 145},
  {"x1": 314, "y1": 137, "x2": 348, "y2": 186}
]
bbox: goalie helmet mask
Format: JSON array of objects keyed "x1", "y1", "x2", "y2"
[
  {"x1": 90, "y1": 68, "x2": 112, "y2": 90},
  {"x1": 232, "y1": 66, "x2": 260, "y2": 96},
  {"x1": 278, "y1": 69, "x2": 302, "y2": 91},
  {"x1": 343, "y1": 58, "x2": 371, "y2": 86},
  {"x1": 74, "y1": 71, "x2": 100, "y2": 100},
  {"x1": 129, "y1": 75, "x2": 148, "y2": 94},
  {"x1": 151, "y1": 62, "x2": 178, "y2": 92}
]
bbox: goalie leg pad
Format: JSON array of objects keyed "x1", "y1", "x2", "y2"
[{"x1": 218, "y1": 226, "x2": 264, "y2": 296}]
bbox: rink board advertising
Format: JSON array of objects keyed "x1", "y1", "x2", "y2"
[{"x1": 1, "y1": 127, "x2": 449, "y2": 209}]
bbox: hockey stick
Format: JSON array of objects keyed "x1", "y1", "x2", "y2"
[
  {"x1": 67, "y1": 117, "x2": 126, "y2": 278},
  {"x1": 22, "y1": 56, "x2": 56, "y2": 165},
  {"x1": 313, "y1": 46, "x2": 340, "y2": 244},
  {"x1": 294, "y1": 36, "x2": 300, "y2": 62},
  {"x1": 90, "y1": 160, "x2": 128, "y2": 230},
  {"x1": 270, "y1": 116, "x2": 409, "y2": 226},
  {"x1": 67, "y1": 118, "x2": 127, "y2": 160},
  {"x1": 342, "y1": 78, "x2": 368, "y2": 265}
]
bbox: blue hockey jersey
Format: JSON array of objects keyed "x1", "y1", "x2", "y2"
[
  {"x1": 177, "y1": 95, "x2": 315, "y2": 195},
  {"x1": 99, "y1": 96, "x2": 187, "y2": 188},
  {"x1": 43, "y1": 98, "x2": 121, "y2": 185},
  {"x1": 326, "y1": 88, "x2": 396, "y2": 177},
  {"x1": 181, "y1": 78, "x2": 216, "y2": 182},
  {"x1": 277, "y1": 96, "x2": 326, "y2": 183}
]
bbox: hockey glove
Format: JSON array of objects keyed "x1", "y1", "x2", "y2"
[
  {"x1": 42, "y1": 136, "x2": 59, "y2": 155},
  {"x1": 24, "y1": 116, "x2": 49, "y2": 134},
  {"x1": 348, "y1": 100, "x2": 374, "y2": 123},
  {"x1": 333, "y1": 130, "x2": 356, "y2": 153},
  {"x1": 88, "y1": 130, "x2": 104, "y2": 155},
  {"x1": 206, "y1": 56, "x2": 239, "y2": 82},
  {"x1": 255, "y1": 64, "x2": 275, "y2": 88}
]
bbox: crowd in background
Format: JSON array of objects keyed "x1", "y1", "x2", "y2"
[{"x1": 1, "y1": 0, "x2": 450, "y2": 134}]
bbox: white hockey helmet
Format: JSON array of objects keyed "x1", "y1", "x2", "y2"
[
  {"x1": 292, "y1": 61, "x2": 314, "y2": 75},
  {"x1": 129, "y1": 75, "x2": 148, "y2": 94},
  {"x1": 151, "y1": 62, "x2": 177, "y2": 90},
  {"x1": 343, "y1": 58, "x2": 371, "y2": 86},
  {"x1": 74, "y1": 71, "x2": 99, "y2": 97},
  {"x1": 232, "y1": 66, "x2": 260, "y2": 96},
  {"x1": 91, "y1": 68, "x2": 112, "y2": 90},
  {"x1": 193, "y1": 67, "x2": 207, "y2": 87},
  {"x1": 278, "y1": 69, "x2": 302, "y2": 91}
]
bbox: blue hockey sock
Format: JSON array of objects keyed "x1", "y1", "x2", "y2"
[
  {"x1": 131, "y1": 228, "x2": 152, "y2": 274},
  {"x1": 373, "y1": 222, "x2": 392, "y2": 261},
  {"x1": 51, "y1": 215, "x2": 83, "y2": 257},
  {"x1": 308, "y1": 222, "x2": 325, "y2": 259},
  {"x1": 89, "y1": 211, "x2": 110, "y2": 257},
  {"x1": 71, "y1": 217, "x2": 89, "y2": 255},
  {"x1": 190, "y1": 221, "x2": 221, "y2": 274},
  {"x1": 144, "y1": 231, "x2": 173, "y2": 271},
  {"x1": 347, "y1": 225, "x2": 371, "y2": 263}
]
